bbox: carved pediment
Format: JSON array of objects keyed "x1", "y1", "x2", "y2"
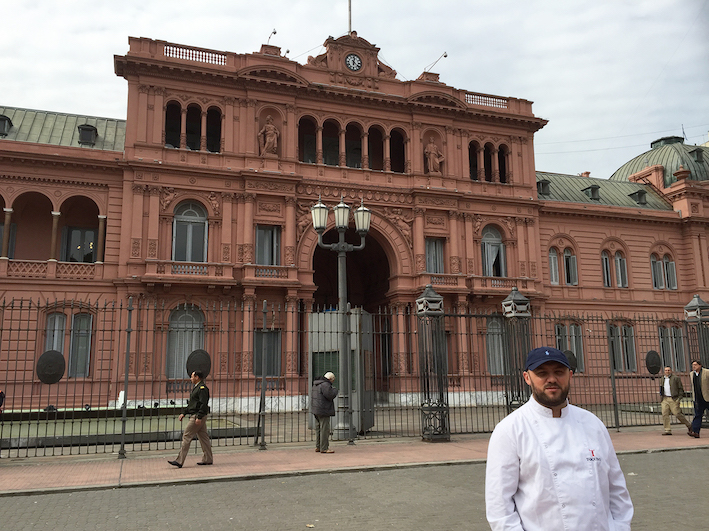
[
  {"x1": 237, "y1": 66, "x2": 309, "y2": 87},
  {"x1": 408, "y1": 91, "x2": 467, "y2": 109}
]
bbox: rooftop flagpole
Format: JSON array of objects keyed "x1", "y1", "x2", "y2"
[{"x1": 349, "y1": 0, "x2": 352, "y2": 33}]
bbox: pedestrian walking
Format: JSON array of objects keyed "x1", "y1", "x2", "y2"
[
  {"x1": 659, "y1": 366, "x2": 693, "y2": 435},
  {"x1": 311, "y1": 371, "x2": 338, "y2": 454},
  {"x1": 689, "y1": 359, "x2": 709, "y2": 438},
  {"x1": 168, "y1": 371, "x2": 213, "y2": 468},
  {"x1": 485, "y1": 347, "x2": 633, "y2": 530}
]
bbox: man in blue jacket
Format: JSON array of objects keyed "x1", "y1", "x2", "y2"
[{"x1": 311, "y1": 372, "x2": 338, "y2": 453}]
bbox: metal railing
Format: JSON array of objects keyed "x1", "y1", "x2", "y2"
[{"x1": 0, "y1": 298, "x2": 703, "y2": 458}]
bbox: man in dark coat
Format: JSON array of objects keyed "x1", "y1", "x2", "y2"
[
  {"x1": 311, "y1": 371, "x2": 338, "y2": 453},
  {"x1": 168, "y1": 371, "x2": 212, "y2": 467}
]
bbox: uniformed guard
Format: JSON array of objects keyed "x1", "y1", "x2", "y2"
[{"x1": 168, "y1": 371, "x2": 213, "y2": 467}]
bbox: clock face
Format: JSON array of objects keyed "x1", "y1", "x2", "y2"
[{"x1": 345, "y1": 53, "x2": 362, "y2": 71}]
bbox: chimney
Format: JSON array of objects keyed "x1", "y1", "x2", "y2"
[{"x1": 580, "y1": 171, "x2": 591, "y2": 178}]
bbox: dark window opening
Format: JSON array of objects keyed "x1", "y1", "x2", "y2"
[
  {"x1": 206, "y1": 107, "x2": 221, "y2": 153},
  {"x1": 185, "y1": 105, "x2": 201, "y2": 151},
  {"x1": 498, "y1": 145, "x2": 508, "y2": 183},
  {"x1": 0, "y1": 115, "x2": 12, "y2": 136},
  {"x1": 368, "y1": 127, "x2": 384, "y2": 170},
  {"x1": 165, "y1": 102, "x2": 181, "y2": 148},
  {"x1": 345, "y1": 123, "x2": 362, "y2": 168},
  {"x1": 390, "y1": 130, "x2": 405, "y2": 173},
  {"x1": 61, "y1": 227, "x2": 96, "y2": 263},
  {"x1": 298, "y1": 118, "x2": 317, "y2": 163},
  {"x1": 469, "y1": 142, "x2": 479, "y2": 180},
  {"x1": 77, "y1": 124, "x2": 97, "y2": 146},
  {"x1": 484, "y1": 144, "x2": 494, "y2": 181},
  {"x1": 322, "y1": 121, "x2": 339, "y2": 166}
]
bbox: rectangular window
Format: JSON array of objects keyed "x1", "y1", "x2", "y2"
[
  {"x1": 485, "y1": 318, "x2": 505, "y2": 375},
  {"x1": 555, "y1": 324, "x2": 568, "y2": 351},
  {"x1": 549, "y1": 250, "x2": 559, "y2": 285},
  {"x1": 555, "y1": 323, "x2": 585, "y2": 373},
  {"x1": 609, "y1": 324, "x2": 636, "y2": 372},
  {"x1": 615, "y1": 254, "x2": 628, "y2": 288},
  {"x1": 482, "y1": 242, "x2": 506, "y2": 277},
  {"x1": 569, "y1": 324, "x2": 585, "y2": 372},
  {"x1": 46, "y1": 313, "x2": 67, "y2": 353},
  {"x1": 602, "y1": 252, "x2": 611, "y2": 287},
  {"x1": 651, "y1": 257, "x2": 664, "y2": 289},
  {"x1": 660, "y1": 326, "x2": 686, "y2": 372},
  {"x1": 563, "y1": 250, "x2": 578, "y2": 286},
  {"x1": 665, "y1": 259, "x2": 677, "y2": 290},
  {"x1": 256, "y1": 225, "x2": 281, "y2": 266},
  {"x1": 425, "y1": 238, "x2": 445, "y2": 274},
  {"x1": 61, "y1": 227, "x2": 96, "y2": 263},
  {"x1": 254, "y1": 329, "x2": 282, "y2": 377},
  {"x1": 68, "y1": 313, "x2": 92, "y2": 378}
]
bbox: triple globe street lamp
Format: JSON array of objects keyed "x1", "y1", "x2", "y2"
[{"x1": 311, "y1": 196, "x2": 371, "y2": 441}]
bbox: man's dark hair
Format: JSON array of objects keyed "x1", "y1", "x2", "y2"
[
  {"x1": 193, "y1": 371, "x2": 205, "y2": 380},
  {"x1": 691, "y1": 359, "x2": 703, "y2": 366}
]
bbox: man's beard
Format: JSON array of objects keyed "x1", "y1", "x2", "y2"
[{"x1": 529, "y1": 379, "x2": 570, "y2": 409}]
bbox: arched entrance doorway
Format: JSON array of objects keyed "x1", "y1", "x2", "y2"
[
  {"x1": 311, "y1": 228, "x2": 390, "y2": 312},
  {"x1": 311, "y1": 229, "x2": 393, "y2": 400}
]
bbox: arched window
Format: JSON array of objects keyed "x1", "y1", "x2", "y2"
[
  {"x1": 663, "y1": 254, "x2": 677, "y2": 289},
  {"x1": 563, "y1": 248, "x2": 577, "y2": 286},
  {"x1": 390, "y1": 129, "x2": 406, "y2": 173},
  {"x1": 322, "y1": 121, "x2": 339, "y2": 166},
  {"x1": 601, "y1": 251, "x2": 612, "y2": 287},
  {"x1": 481, "y1": 226, "x2": 506, "y2": 277},
  {"x1": 614, "y1": 251, "x2": 628, "y2": 288},
  {"x1": 298, "y1": 117, "x2": 317, "y2": 163},
  {"x1": 345, "y1": 123, "x2": 362, "y2": 168},
  {"x1": 609, "y1": 323, "x2": 636, "y2": 372},
  {"x1": 659, "y1": 325, "x2": 686, "y2": 372},
  {"x1": 469, "y1": 141, "x2": 480, "y2": 181},
  {"x1": 368, "y1": 127, "x2": 384, "y2": 170},
  {"x1": 554, "y1": 322, "x2": 584, "y2": 372},
  {"x1": 173, "y1": 202, "x2": 208, "y2": 262},
  {"x1": 206, "y1": 107, "x2": 221, "y2": 153},
  {"x1": 45, "y1": 311, "x2": 92, "y2": 378},
  {"x1": 651, "y1": 253, "x2": 677, "y2": 290},
  {"x1": 549, "y1": 247, "x2": 559, "y2": 285},
  {"x1": 166, "y1": 304, "x2": 204, "y2": 380},
  {"x1": 498, "y1": 145, "x2": 509, "y2": 183},
  {"x1": 164, "y1": 101, "x2": 181, "y2": 148},
  {"x1": 185, "y1": 104, "x2": 201, "y2": 151},
  {"x1": 484, "y1": 144, "x2": 494, "y2": 182}
]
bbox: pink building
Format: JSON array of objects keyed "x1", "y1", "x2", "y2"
[{"x1": 1, "y1": 33, "x2": 708, "y2": 445}]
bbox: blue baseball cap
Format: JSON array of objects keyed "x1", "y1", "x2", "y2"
[{"x1": 525, "y1": 347, "x2": 571, "y2": 371}]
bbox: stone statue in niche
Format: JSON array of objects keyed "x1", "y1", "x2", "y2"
[
  {"x1": 258, "y1": 115, "x2": 280, "y2": 156},
  {"x1": 424, "y1": 136, "x2": 444, "y2": 174}
]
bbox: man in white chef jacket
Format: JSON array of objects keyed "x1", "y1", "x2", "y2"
[{"x1": 485, "y1": 347, "x2": 633, "y2": 531}]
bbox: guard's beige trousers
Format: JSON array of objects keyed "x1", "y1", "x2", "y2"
[{"x1": 175, "y1": 415, "x2": 213, "y2": 465}]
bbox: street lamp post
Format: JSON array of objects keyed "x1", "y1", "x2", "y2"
[{"x1": 311, "y1": 196, "x2": 371, "y2": 442}]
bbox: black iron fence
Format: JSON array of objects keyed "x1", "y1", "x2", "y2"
[{"x1": 0, "y1": 298, "x2": 705, "y2": 458}]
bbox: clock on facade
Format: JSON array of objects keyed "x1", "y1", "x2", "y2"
[{"x1": 345, "y1": 53, "x2": 362, "y2": 71}]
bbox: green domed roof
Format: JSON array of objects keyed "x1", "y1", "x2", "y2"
[{"x1": 609, "y1": 136, "x2": 709, "y2": 187}]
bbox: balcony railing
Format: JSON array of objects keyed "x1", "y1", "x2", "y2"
[{"x1": 2, "y1": 260, "x2": 100, "y2": 280}]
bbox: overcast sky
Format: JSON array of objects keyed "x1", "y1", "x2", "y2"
[{"x1": 3, "y1": 0, "x2": 708, "y2": 178}]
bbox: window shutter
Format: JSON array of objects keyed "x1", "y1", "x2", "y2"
[{"x1": 666, "y1": 261, "x2": 677, "y2": 290}]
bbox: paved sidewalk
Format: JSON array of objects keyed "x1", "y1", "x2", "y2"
[{"x1": 1, "y1": 425, "x2": 707, "y2": 496}]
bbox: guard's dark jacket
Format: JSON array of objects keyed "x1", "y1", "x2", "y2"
[
  {"x1": 311, "y1": 376, "x2": 338, "y2": 417},
  {"x1": 183, "y1": 380, "x2": 210, "y2": 419}
]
